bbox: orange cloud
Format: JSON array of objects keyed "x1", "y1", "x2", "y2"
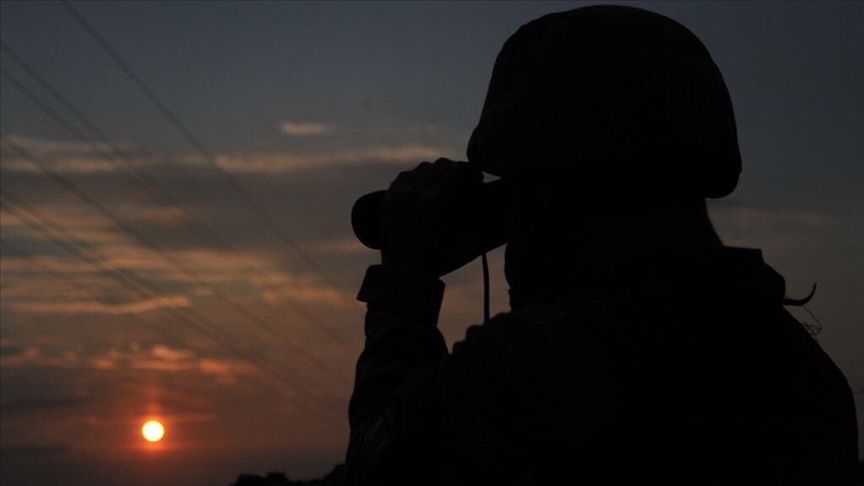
[
  {"x1": 2, "y1": 133, "x2": 454, "y2": 174},
  {"x1": 0, "y1": 134, "x2": 147, "y2": 174},
  {"x1": 280, "y1": 121, "x2": 333, "y2": 136},
  {"x1": 8, "y1": 295, "x2": 191, "y2": 315},
  {"x1": 252, "y1": 271, "x2": 350, "y2": 307},
  {"x1": 128, "y1": 344, "x2": 256, "y2": 382},
  {"x1": 1, "y1": 342, "x2": 258, "y2": 384},
  {"x1": 212, "y1": 144, "x2": 448, "y2": 174},
  {"x1": 150, "y1": 344, "x2": 194, "y2": 361},
  {"x1": 136, "y1": 207, "x2": 195, "y2": 227},
  {"x1": 312, "y1": 238, "x2": 370, "y2": 255},
  {"x1": 197, "y1": 358, "x2": 255, "y2": 377}
]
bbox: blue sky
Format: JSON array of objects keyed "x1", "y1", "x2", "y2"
[{"x1": 1, "y1": 2, "x2": 862, "y2": 484}]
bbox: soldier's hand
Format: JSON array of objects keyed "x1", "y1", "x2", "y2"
[{"x1": 380, "y1": 158, "x2": 485, "y2": 278}]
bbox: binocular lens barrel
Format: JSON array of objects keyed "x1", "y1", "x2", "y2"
[{"x1": 351, "y1": 180, "x2": 508, "y2": 252}]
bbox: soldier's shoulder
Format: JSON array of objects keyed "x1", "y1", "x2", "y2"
[{"x1": 455, "y1": 302, "x2": 605, "y2": 362}]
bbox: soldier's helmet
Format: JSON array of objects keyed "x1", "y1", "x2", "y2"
[{"x1": 468, "y1": 5, "x2": 741, "y2": 199}]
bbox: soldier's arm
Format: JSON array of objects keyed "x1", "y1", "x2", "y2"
[
  {"x1": 346, "y1": 264, "x2": 617, "y2": 485},
  {"x1": 346, "y1": 264, "x2": 448, "y2": 486}
]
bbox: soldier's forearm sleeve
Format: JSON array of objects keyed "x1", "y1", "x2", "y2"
[{"x1": 346, "y1": 265, "x2": 448, "y2": 486}]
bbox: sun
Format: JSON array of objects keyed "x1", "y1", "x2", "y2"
[{"x1": 141, "y1": 420, "x2": 165, "y2": 442}]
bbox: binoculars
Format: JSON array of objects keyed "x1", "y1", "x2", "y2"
[{"x1": 351, "y1": 178, "x2": 509, "y2": 253}]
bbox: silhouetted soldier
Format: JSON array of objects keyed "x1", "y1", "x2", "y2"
[{"x1": 347, "y1": 6, "x2": 858, "y2": 484}]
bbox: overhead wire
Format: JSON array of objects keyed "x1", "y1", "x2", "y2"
[
  {"x1": 0, "y1": 237, "x2": 306, "y2": 414},
  {"x1": 59, "y1": 0, "x2": 359, "y2": 309},
  {"x1": 3, "y1": 2, "x2": 361, "y2": 427},
  {"x1": 0, "y1": 147, "x2": 352, "y2": 418},
  {"x1": 1, "y1": 237, "x2": 195, "y2": 362},
  {"x1": 0, "y1": 134, "x2": 352, "y2": 387},
  {"x1": 0, "y1": 46, "x2": 350, "y2": 347},
  {"x1": 0, "y1": 189, "x2": 347, "y2": 426}
]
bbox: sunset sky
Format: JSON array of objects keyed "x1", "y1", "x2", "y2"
[{"x1": 1, "y1": 2, "x2": 862, "y2": 485}]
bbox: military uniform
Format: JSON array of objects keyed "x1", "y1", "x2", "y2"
[{"x1": 347, "y1": 248, "x2": 857, "y2": 484}]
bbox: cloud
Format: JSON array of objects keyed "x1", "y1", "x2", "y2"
[
  {"x1": 362, "y1": 145, "x2": 446, "y2": 163},
  {"x1": 150, "y1": 344, "x2": 194, "y2": 362},
  {"x1": 312, "y1": 237, "x2": 370, "y2": 255},
  {"x1": 707, "y1": 200, "x2": 839, "y2": 250},
  {"x1": 0, "y1": 397, "x2": 88, "y2": 413},
  {"x1": 3, "y1": 239, "x2": 272, "y2": 287},
  {"x1": 0, "y1": 274, "x2": 121, "y2": 305},
  {"x1": 1, "y1": 203, "x2": 131, "y2": 254},
  {"x1": 0, "y1": 340, "x2": 257, "y2": 384},
  {"x1": 1, "y1": 231, "x2": 356, "y2": 315},
  {"x1": 710, "y1": 203, "x2": 834, "y2": 231},
  {"x1": 0, "y1": 346, "x2": 43, "y2": 367},
  {"x1": 128, "y1": 346, "x2": 256, "y2": 383},
  {"x1": 135, "y1": 207, "x2": 195, "y2": 227},
  {"x1": 212, "y1": 144, "x2": 446, "y2": 174},
  {"x1": 252, "y1": 271, "x2": 350, "y2": 307},
  {"x1": 279, "y1": 121, "x2": 333, "y2": 136},
  {"x1": 90, "y1": 357, "x2": 117, "y2": 370},
  {"x1": 0, "y1": 134, "x2": 121, "y2": 154},
  {"x1": 0, "y1": 344, "x2": 25, "y2": 357},
  {"x1": 0, "y1": 345, "x2": 86, "y2": 369},
  {"x1": 0, "y1": 445, "x2": 70, "y2": 459},
  {"x1": 8, "y1": 295, "x2": 191, "y2": 315},
  {"x1": 1, "y1": 256, "x2": 110, "y2": 276},
  {"x1": 2, "y1": 133, "x2": 451, "y2": 175},
  {"x1": 197, "y1": 358, "x2": 255, "y2": 377},
  {"x1": 2, "y1": 156, "x2": 117, "y2": 174},
  {"x1": 0, "y1": 134, "x2": 147, "y2": 174}
]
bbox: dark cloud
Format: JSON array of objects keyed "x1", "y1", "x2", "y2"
[
  {"x1": 0, "y1": 445, "x2": 70, "y2": 459},
  {"x1": 0, "y1": 344, "x2": 24, "y2": 357},
  {"x1": 0, "y1": 397, "x2": 88, "y2": 414}
]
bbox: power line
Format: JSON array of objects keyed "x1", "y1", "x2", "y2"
[
  {"x1": 0, "y1": 49, "x2": 349, "y2": 346},
  {"x1": 0, "y1": 240, "x2": 345, "y2": 433},
  {"x1": 1, "y1": 237, "x2": 194, "y2": 360},
  {"x1": 2, "y1": 39, "x2": 136, "y2": 154},
  {"x1": 0, "y1": 234, "x2": 343, "y2": 431},
  {"x1": 0, "y1": 140, "x2": 352, "y2": 402},
  {"x1": 0, "y1": 135, "x2": 352, "y2": 388},
  {"x1": 0, "y1": 42, "x2": 231, "y2": 254},
  {"x1": 0, "y1": 188, "x2": 348, "y2": 429},
  {"x1": 0, "y1": 190, "x2": 347, "y2": 424},
  {"x1": 59, "y1": 0, "x2": 358, "y2": 308}
]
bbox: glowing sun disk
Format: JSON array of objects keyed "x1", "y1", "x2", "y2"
[{"x1": 142, "y1": 420, "x2": 165, "y2": 442}]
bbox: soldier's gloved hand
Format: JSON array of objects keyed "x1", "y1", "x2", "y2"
[{"x1": 380, "y1": 158, "x2": 485, "y2": 278}]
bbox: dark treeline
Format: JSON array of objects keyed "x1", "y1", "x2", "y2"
[
  {"x1": 229, "y1": 464, "x2": 344, "y2": 486},
  {"x1": 228, "y1": 461, "x2": 864, "y2": 485}
]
